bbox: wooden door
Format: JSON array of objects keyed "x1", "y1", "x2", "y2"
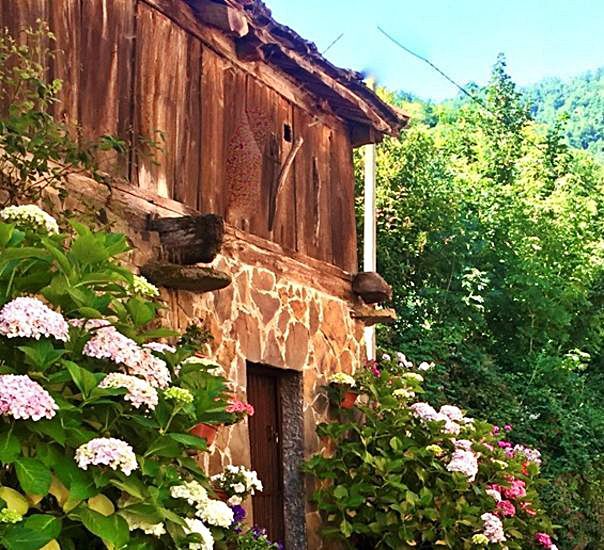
[{"x1": 247, "y1": 366, "x2": 285, "y2": 543}]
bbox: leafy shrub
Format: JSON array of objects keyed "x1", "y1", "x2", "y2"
[
  {"x1": 0, "y1": 204, "x2": 261, "y2": 549},
  {"x1": 361, "y1": 57, "x2": 604, "y2": 548},
  {"x1": 305, "y1": 354, "x2": 556, "y2": 549}
]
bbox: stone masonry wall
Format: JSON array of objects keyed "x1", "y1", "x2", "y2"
[{"x1": 63, "y1": 177, "x2": 365, "y2": 549}]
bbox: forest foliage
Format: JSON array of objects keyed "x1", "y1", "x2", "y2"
[
  {"x1": 361, "y1": 55, "x2": 604, "y2": 549},
  {"x1": 525, "y1": 68, "x2": 604, "y2": 161}
]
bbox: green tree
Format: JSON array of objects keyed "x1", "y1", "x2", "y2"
[{"x1": 365, "y1": 57, "x2": 604, "y2": 549}]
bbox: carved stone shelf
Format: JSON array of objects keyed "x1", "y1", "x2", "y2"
[
  {"x1": 351, "y1": 304, "x2": 397, "y2": 326},
  {"x1": 352, "y1": 272, "x2": 392, "y2": 304},
  {"x1": 148, "y1": 214, "x2": 224, "y2": 265},
  {"x1": 141, "y1": 262, "x2": 232, "y2": 293}
]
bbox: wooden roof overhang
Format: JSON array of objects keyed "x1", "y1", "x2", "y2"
[{"x1": 185, "y1": 0, "x2": 409, "y2": 145}]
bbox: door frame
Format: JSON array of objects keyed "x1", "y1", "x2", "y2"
[{"x1": 246, "y1": 362, "x2": 306, "y2": 550}]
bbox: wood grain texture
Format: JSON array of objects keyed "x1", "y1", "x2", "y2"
[
  {"x1": 48, "y1": 0, "x2": 80, "y2": 127},
  {"x1": 174, "y1": 34, "x2": 202, "y2": 208},
  {"x1": 79, "y1": 0, "x2": 135, "y2": 177},
  {"x1": 135, "y1": 2, "x2": 188, "y2": 197},
  {"x1": 270, "y1": 95, "x2": 296, "y2": 250},
  {"x1": 329, "y1": 122, "x2": 358, "y2": 272},
  {"x1": 199, "y1": 47, "x2": 227, "y2": 216}
]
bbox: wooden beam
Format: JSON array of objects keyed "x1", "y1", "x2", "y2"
[
  {"x1": 141, "y1": 262, "x2": 232, "y2": 292},
  {"x1": 235, "y1": 35, "x2": 265, "y2": 62},
  {"x1": 148, "y1": 214, "x2": 225, "y2": 265},
  {"x1": 352, "y1": 272, "x2": 393, "y2": 304},
  {"x1": 187, "y1": 0, "x2": 248, "y2": 37},
  {"x1": 351, "y1": 304, "x2": 397, "y2": 326},
  {"x1": 350, "y1": 123, "x2": 383, "y2": 148}
]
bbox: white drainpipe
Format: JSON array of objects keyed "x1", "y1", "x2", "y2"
[{"x1": 363, "y1": 80, "x2": 377, "y2": 360}]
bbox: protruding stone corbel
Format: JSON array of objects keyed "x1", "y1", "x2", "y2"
[
  {"x1": 187, "y1": 0, "x2": 249, "y2": 37},
  {"x1": 147, "y1": 214, "x2": 224, "y2": 265},
  {"x1": 351, "y1": 304, "x2": 397, "y2": 326},
  {"x1": 141, "y1": 262, "x2": 232, "y2": 293},
  {"x1": 352, "y1": 272, "x2": 392, "y2": 304}
]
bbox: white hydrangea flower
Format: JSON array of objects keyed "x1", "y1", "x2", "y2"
[
  {"x1": 480, "y1": 512, "x2": 506, "y2": 543},
  {"x1": 227, "y1": 495, "x2": 242, "y2": 506},
  {"x1": 99, "y1": 372, "x2": 158, "y2": 410},
  {"x1": 486, "y1": 488, "x2": 502, "y2": 502},
  {"x1": 0, "y1": 205, "x2": 59, "y2": 234},
  {"x1": 402, "y1": 372, "x2": 424, "y2": 383},
  {"x1": 393, "y1": 388, "x2": 415, "y2": 399},
  {"x1": 0, "y1": 297, "x2": 69, "y2": 341},
  {"x1": 122, "y1": 512, "x2": 166, "y2": 537},
  {"x1": 328, "y1": 372, "x2": 356, "y2": 387},
  {"x1": 75, "y1": 437, "x2": 138, "y2": 476},
  {"x1": 396, "y1": 352, "x2": 413, "y2": 368},
  {"x1": 195, "y1": 498, "x2": 234, "y2": 528},
  {"x1": 418, "y1": 361, "x2": 435, "y2": 371},
  {"x1": 131, "y1": 275, "x2": 159, "y2": 298},
  {"x1": 183, "y1": 518, "x2": 214, "y2": 550},
  {"x1": 170, "y1": 480, "x2": 209, "y2": 507},
  {"x1": 232, "y1": 482, "x2": 245, "y2": 494}
]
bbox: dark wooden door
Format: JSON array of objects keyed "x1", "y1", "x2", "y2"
[{"x1": 247, "y1": 366, "x2": 285, "y2": 543}]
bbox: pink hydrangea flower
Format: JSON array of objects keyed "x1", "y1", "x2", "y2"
[
  {"x1": 410, "y1": 402, "x2": 441, "y2": 422},
  {"x1": 0, "y1": 297, "x2": 69, "y2": 341},
  {"x1": 0, "y1": 374, "x2": 58, "y2": 421},
  {"x1": 226, "y1": 398, "x2": 254, "y2": 416},
  {"x1": 365, "y1": 359, "x2": 381, "y2": 377},
  {"x1": 75, "y1": 437, "x2": 138, "y2": 476},
  {"x1": 143, "y1": 342, "x2": 176, "y2": 354},
  {"x1": 439, "y1": 405, "x2": 464, "y2": 422},
  {"x1": 504, "y1": 424, "x2": 512, "y2": 432},
  {"x1": 496, "y1": 500, "x2": 516, "y2": 517},
  {"x1": 535, "y1": 532, "x2": 553, "y2": 548},
  {"x1": 480, "y1": 513, "x2": 506, "y2": 543},
  {"x1": 446, "y1": 449, "x2": 479, "y2": 482},
  {"x1": 75, "y1": 320, "x2": 171, "y2": 389},
  {"x1": 125, "y1": 348, "x2": 172, "y2": 389},
  {"x1": 453, "y1": 439, "x2": 473, "y2": 451},
  {"x1": 513, "y1": 444, "x2": 542, "y2": 466},
  {"x1": 502, "y1": 478, "x2": 526, "y2": 500},
  {"x1": 492, "y1": 425, "x2": 500, "y2": 435}
]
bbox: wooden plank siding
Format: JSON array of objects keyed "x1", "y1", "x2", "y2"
[
  {"x1": 79, "y1": 0, "x2": 135, "y2": 178},
  {"x1": 0, "y1": 0, "x2": 358, "y2": 272}
]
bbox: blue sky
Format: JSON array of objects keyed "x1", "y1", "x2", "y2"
[{"x1": 265, "y1": 0, "x2": 604, "y2": 100}]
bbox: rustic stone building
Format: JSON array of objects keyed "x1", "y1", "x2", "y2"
[{"x1": 1, "y1": 0, "x2": 405, "y2": 547}]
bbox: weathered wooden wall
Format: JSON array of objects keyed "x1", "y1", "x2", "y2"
[{"x1": 0, "y1": 0, "x2": 358, "y2": 272}]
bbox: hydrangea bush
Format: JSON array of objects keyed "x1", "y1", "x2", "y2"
[
  {"x1": 0, "y1": 205, "x2": 263, "y2": 549},
  {"x1": 305, "y1": 354, "x2": 556, "y2": 549}
]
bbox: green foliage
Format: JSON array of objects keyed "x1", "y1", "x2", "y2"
[
  {"x1": 366, "y1": 56, "x2": 604, "y2": 548},
  {"x1": 0, "y1": 208, "x2": 254, "y2": 549},
  {"x1": 305, "y1": 358, "x2": 554, "y2": 549},
  {"x1": 0, "y1": 22, "x2": 126, "y2": 210},
  {"x1": 525, "y1": 67, "x2": 604, "y2": 162}
]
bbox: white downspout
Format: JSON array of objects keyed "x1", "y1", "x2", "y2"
[{"x1": 363, "y1": 81, "x2": 377, "y2": 361}]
